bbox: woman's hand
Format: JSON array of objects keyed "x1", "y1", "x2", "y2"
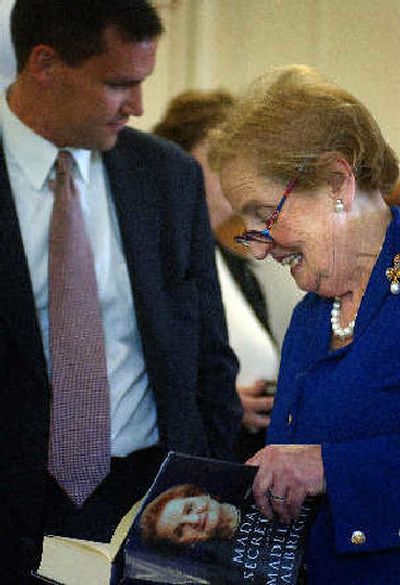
[
  {"x1": 247, "y1": 444, "x2": 325, "y2": 523},
  {"x1": 238, "y1": 380, "x2": 274, "y2": 432}
]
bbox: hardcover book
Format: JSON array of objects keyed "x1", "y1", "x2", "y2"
[
  {"x1": 120, "y1": 452, "x2": 317, "y2": 585},
  {"x1": 34, "y1": 498, "x2": 143, "y2": 585}
]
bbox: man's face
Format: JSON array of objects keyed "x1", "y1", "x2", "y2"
[{"x1": 47, "y1": 27, "x2": 157, "y2": 150}]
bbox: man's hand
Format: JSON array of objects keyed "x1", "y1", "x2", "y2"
[
  {"x1": 247, "y1": 444, "x2": 325, "y2": 523},
  {"x1": 238, "y1": 380, "x2": 274, "y2": 432}
]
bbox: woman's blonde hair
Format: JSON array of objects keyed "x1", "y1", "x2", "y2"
[{"x1": 211, "y1": 65, "x2": 398, "y2": 195}]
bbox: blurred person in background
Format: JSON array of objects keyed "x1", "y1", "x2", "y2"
[
  {"x1": 211, "y1": 64, "x2": 400, "y2": 585},
  {"x1": 154, "y1": 89, "x2": 279, "y2": 461}
]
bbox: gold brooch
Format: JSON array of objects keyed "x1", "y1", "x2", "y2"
[{"x1": 386, "y1": 253, "x2": 400, "y2": 294}]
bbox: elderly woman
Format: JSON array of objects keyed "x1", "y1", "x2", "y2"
[{"x1": 211, "y1": 65, "x2": 400, "y2": 585}]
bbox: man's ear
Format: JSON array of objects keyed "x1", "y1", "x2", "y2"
[
  {"x1": 328, "y1": 157, "x2": 356, "y2": 212},
  {"x1": 27, "y1": 45, "x2": 59, "y2": 82}
]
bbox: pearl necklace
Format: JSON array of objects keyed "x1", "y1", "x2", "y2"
[{"x1": 331, "y1": 296, "x2": 357, "y2": 339}]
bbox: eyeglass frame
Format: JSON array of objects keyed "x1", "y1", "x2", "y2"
[{"x1": 233, "y1": 176, "x2": 299, "y2": 247}]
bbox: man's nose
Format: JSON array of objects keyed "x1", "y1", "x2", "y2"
[{"x1": 122, "y1": 86, "x2": 144, "y2": 117}]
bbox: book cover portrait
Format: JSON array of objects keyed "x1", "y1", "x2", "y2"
[{"x1": 122, "y1": 453, "x2": 315, "y2": 585}]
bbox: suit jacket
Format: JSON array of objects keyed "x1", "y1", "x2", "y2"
[
  {"x1": 0, "y1": 127, "x2": 241, "y2": 580},
  {"x1": 268, "y1": 207, "x2": 400, "y2": 585}
]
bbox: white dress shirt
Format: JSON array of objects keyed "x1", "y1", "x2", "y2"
[
  {"x1": 0, "y1": 89, "x2": 159, "y2": 456},
  {"x1": 215, "y1": 249, "x2": 279, "y2": 386}
]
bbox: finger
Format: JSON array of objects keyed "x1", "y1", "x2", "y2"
[
  {"x1": 240, "y1": 380, "x2": 273, "y2": 398},
  {"x1": 248, "y1": 413, "x2": 271, "y2": 430},
  {"x1": 252, "y1": 467, "x2": 274, "y2": 517},
  {"x1": 268, "y1": 484, "x2": 290, "y2": 523},
  {"x1": 264, "y1": 380, "x2": 277, "y2": 391},
  {"x1": 257, "y1": 492, "x2": 274, "y2": 520},
  {"x1": 252, "y1": 396, "x2": 274, "y2": 412},
  {"x1": 286, "y1": 487, "x2": 307, "y2": 520},
  {"x1": 242, "y1": 409, "x2": 270, "y2": 430},
  {"x1": 246, "y1": 446, "x2": 268, "y2": 466},
  {"x1": 241, "y1": 395, "x2": 262, "y2": 414},
  {"x1": 286, "y1": 493, "x2": 309, "y2": 523},
  {"x1": 242, "y1": 395, "x2": 273, "y2": 417},
  {"x1": 238, "y1": 382, "x2": 265, "y2": 398},
  {"x1": 253, "y1": 379, "x2": 269, "y2": 393},
  {"x1": 284, "y1": 501, "x2": 302, "y2": 523}
]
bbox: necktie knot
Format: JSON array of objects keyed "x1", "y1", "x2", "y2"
[
  {"x1": 55, "y1": 150, "x2": 74, "y2": 185},
  {"x1": 56, "y1": 150, "x2": 74, "y2": 173},
  {"x1": 51, "y1": 151, "x2": 77, "y2": 203}
]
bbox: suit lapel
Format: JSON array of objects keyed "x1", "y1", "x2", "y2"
[
  {"x1": 103, "y1": 136, "x2": 164, "y2": 295},
  {"x1": 0, "y1": 146, "x2": 48, "y2": 383}
]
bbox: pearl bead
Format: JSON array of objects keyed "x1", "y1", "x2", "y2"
[
  {"x1": 331, "y1": 296, "x2": 356, "y2": 339},
  {"x1": 390, "y1": 282, "x2": 400, "y2": 295}
]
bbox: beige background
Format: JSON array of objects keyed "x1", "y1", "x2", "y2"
[{"x1": 137, "y1": 0, "x2": 400, "y2": 160}]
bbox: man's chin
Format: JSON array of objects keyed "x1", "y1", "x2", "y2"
[{"x1": 97, "y1": 132, "x2": 120, "y2": 151}]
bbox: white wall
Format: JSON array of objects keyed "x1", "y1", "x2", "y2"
[{"x1": 136, "y1": 0, "x2": 400, "y2": 159}]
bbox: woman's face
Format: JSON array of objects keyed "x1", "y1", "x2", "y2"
[
  {"x1": 220, "y1": 160, "x2": 351, "y2": 297},
  {"x1": 156, "y1": 494, "x2": 221, "y2": 545}
]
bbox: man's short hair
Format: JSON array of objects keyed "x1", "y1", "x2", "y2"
[{"x1": 11, "y1": 0, "x2": 163, "y2": 73}]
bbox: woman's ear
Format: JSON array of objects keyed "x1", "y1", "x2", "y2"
[{"x1": 328, "y1": 158, "x2": 356, "y2": 212}]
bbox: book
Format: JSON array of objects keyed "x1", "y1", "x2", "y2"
[
  {"x1": 35, "y1": 498, "x2": 143, "y2": 585},
  {"x1": 34, "y1": 453, "x2": 316, "y2": 585},
  {"x1": 120, "y1": 452, "x2": 317, "y2": 585}
]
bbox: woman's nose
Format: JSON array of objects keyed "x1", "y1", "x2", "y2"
[
  {"x1": 184, "y1": 512, "x2": 202, "y2": 525},
  {"x1": 248, "y1": 240, "x2": 275, "y2": 260}
]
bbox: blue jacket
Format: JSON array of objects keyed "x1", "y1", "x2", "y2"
[{"x1": 267, "y1": 207, "x2": 400, "y2": 585}]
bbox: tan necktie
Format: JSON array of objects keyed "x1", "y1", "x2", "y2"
[{"x1": 48, "y1": 150, "x2": 111, "y2": 507}]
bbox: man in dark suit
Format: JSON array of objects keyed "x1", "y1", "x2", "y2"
[{"x1": 0, "y1": 1, "x2": 241, "y2": 582}]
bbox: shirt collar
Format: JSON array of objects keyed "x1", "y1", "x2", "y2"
[{"x1": 0, "y1": 88, "x2": 92, "y2": 190}]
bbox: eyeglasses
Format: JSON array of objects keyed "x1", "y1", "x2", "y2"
[{"x1": 234, "y1": 176, "x2": 298, "y2": 247}]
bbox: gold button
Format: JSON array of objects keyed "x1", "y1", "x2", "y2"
[
  {"x1": 351, "y1": 530, "x2": 366, "y2": 545},
  {"x1": 287, "y1": 413, "x2": 293, "y2": 425}
]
